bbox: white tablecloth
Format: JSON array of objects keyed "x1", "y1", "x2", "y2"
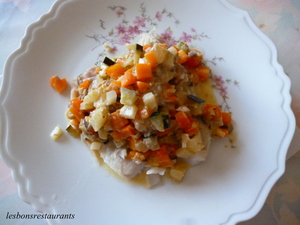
[{"x1": 0, "y1": 0, "x2": 299, "y2": 224}]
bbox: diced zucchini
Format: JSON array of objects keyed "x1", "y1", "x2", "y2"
[
  {"x1": 120, "y1": 87, "x2": 137, "y2": 105},
  {"x1": 149, "y1": 113, "x2": 165, "y2": 132},
  {"x1": 66, "y1": 125, "x2": 81, "y2": 138}
]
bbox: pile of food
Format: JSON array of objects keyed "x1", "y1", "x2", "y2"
[{"x1": 63, "y1": 33, "x2": 233, "y2": 188}]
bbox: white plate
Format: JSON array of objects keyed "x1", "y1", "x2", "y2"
[{"x1": 0, "y1": 0, "x2": 295, "y2": 224}]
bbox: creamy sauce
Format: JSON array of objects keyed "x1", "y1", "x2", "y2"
[{"x1": 195, "y1": 80, "x2": 217, "y2": 105}]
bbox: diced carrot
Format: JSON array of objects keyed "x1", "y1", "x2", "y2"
[
  {"x1": 121, "y1": 123, "x2": 136, "y2": 137},
  {"x1": 215, "y1": 128, "x2": 229, "y2": 138},
  {"x1": 106, "y1": 63, "x2": 125, "y2": 80},
  {"x1": 144, "y1": 51, "x2": 158, "y2": 67},
  {"x1": 127, "y1": 149, "x2": 147, "y2": 161},
  {"x1": 183, "y1": 55, "x2": 203, "y2": 68},
  {"x1": 119, "y1": 70, "x2": 136, "y2": 87},
  {"x1": 110, "y1": 130, "x2": 124, "y2": 141},
  {"x1": 202, "y1": 104, "x2": 222, "y2": 121},
  {"x1": 70, "y1": 98, "x2": 82, "y2": 110},
  {"x1": 50, "y1": 75, "x2": 68, "y2": 94},
  {"x1": 108, "y1": 80, "x2": 121, "y2": 95},
  {"x1": 194, "y1": 67, "x2": 210, "y2": 82},
  {"x1": 164, "y1": 93, "x2": 178, "y2": 103},
  {"x1": 137, "y1": 106, "x2": 152, "y2": 119},
  {"x1": 136, "y1": 81, "x2": 150, "y2": 93},
  {"x1": 69, "y1": 106, "x2": 84, "y2": 121},
  {"x1": 149, "y1": 144, "x2": 174, "y2": 168},
  {"x1": 110, "y1": 110, "x2": 129, "y2": 130},
  {"x1": 136, "y1": 63, "x2": 153, "y2": 81},
  {"x1": 178, "y1": 50, "x2": 188, "y2": 64},
  {"x1": 222, "y1": 112, "x2": 232, "y2": 125},
  {"x1": 143, "y1": 45, "x2": 152, "y2": 50},
  {"x1": 184, "y1": 119, "x2": 199, "y2": 136},
  {"x1": 175, "y1": 111, "x2": 192, "y2": 129},
  {"x1": 160, "y1": 44, "x2": 167, "y2": 48},
  {"x1": 78, "y1": 79, "x2": 91, "y2": 89}
]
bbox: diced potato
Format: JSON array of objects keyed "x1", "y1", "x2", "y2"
[
  {"x1": 170, "y1": 159, "x2": 190, "y2": 182},
  {"x1": 89, "y1": 107, "x2": 109, "y2": 131},
  {"x1": 168, "y1": 46, "x2": 178, "y2": 56},
  {"x1": 176, "y1": 147, "x2": 194, "y2": 159},
  {"x1": 90, "y1": 141, "x2": 102, "y2": 151},
  {"x1": 50, "y1": 125, "x2": 63, "y2": 141},
  {"x1": 81, "y1": 90, "x2": 100, "y2": 110},
  {"x1": 152, "y1": 43, "x2": 168, "y2": 64},
  {"x1": 120, "y1": 87, "x2": 137, "y2": 105},
  {"x1": 119, "y1": 105, "x2": 138, "y2": 119},
  {"x1": 181, "y1": 132, "x2": 204, "y2": 154},
  {"x1": 142, "y1": 92, "x2": 157, "y2": 111},
  {"x1": 106, "y1": 90, "x2": 117, "y2": 105}
]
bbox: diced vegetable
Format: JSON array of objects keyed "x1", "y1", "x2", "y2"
[
  {"x1": 106, "y1": 90, "x2": 117, "y2": 105},
  {"x1": 194, "y1": 67, "x2": 210, "y2": 82},
  {"x1": 148, "y1": 144, "x2": 173, "y2": 168},
  {"x1": 175, "y1": 111, "x2": 191, "y2": 129},
  {"x1": 178, "y1": 49, "x2": 188, "y2": 64},
  {"x1": 103, "y1": 57, "x2": 116, "y2": 66},
  {"x1": 120, "y1": 87, "x2": 137, "y2": 105},
  {"x1": 144, "y1": 51, "x2": 158, "y2": 67},
  {"x1": 119, "y1": 105, "x2": 138, "y2": 119},
  {"x1": 149, "y1": 112, "x2": 165, "y2": 132},
  {"x1": 66, "y1": 125, "x2": 81, "y2": 138},
  {"x1": 136, "y1": 63, "x2": 153, "y2": 81},
  {"x1": 136, "y1": 81, "x2": 150, "y2": 93},
  {"x1": 187, "y1": 95, "x2": 205, "y2": 104},
  {"x1": 78, "y1": 79, "x2": 91, "y2": 89},
  {"x1": 50, "y1": 125, "x2": 63, "y2": 140},
  {"x1": 222, "y1": 112, "x2": 232, "y2": 125},
  {"x1": 89, "y1": 107, "x2": 109, "y2": 131},
  {"x1": 142, "y1": 92, "x2": 158, "y2": 111},
  {"x1": 170, "y1": 159, "x2": 190, "y2": 182},
  {"x1": 106, "y1": 63, "x2": 125, "y2": 80},
  {"x1": 50, "y1": 75, "x2": 67, "y2": 94},
  {"x1": 119, "y1": 70, "x2": 136, "y2": 87},
  {"x1": 110, "y1": 110, "x2": 129, "y2": 130},
  {"x1": 202, "y1": 104, "x2": 222, "y2": 121}
]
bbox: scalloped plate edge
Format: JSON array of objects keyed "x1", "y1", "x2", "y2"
[
  {"x1": 219, "y1": 0, "x2": 296, "y2": 224},
  {"x1": 0, "y1": 0, "x2": 73, "y2": 214}
]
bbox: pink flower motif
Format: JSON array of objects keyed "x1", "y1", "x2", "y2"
[
  {"x1": 213, "y1": 75, "x2": 225, "y2": 86},
  {"x1": 119, "y1": 33, "x2": 131, "y2": 45},
  {"x1": 191, "y1": 28, "x2": 196, "y2": 32},
  {"x1": 160, "y1": 29, "x2": 176, "y2": 46},
  {"x1": 115, "y1": 24, "x2": 126, "y2": 34},
  {"x1": 156, "y1": 11, "x2": 163, "y2": 21},
  {"x1": 180, "y1": 32, "x2": 192, "y2": 43},
  {"x1": 116, "y1": 9, "x2": 124, "y2": 18},
  {"x1": 127, "y1": 25, "x2": 140, "y2": 35},
  {"x1": 133, "y1": 16, "x2": 146, "y2": 27},
  {"x1": 219, "y1": 86, "x2": 228, "y2": 97},
  {"x1": 160, "y1": 29, "x2": 172, "y2": 41}
]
